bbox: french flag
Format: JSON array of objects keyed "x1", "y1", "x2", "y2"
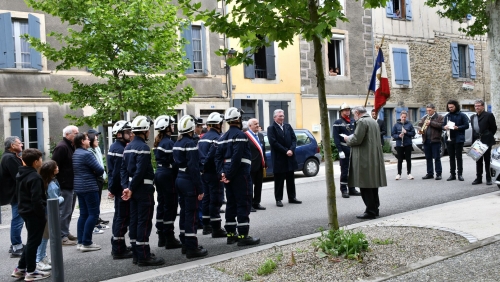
[{"x1": 368, "y1": 49, "x2": 390, "y2": 113}]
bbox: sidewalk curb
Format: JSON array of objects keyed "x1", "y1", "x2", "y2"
[{"x1": 360, "y1": 233, "x2": 500, "y2": 282}]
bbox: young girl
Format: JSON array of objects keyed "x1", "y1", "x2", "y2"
[{"x1": 36, "y1": 160, "x2": 64, "y2": 271}]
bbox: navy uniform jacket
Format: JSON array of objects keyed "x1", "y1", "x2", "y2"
[
  {"x1": 107, "y1": 140, "x2": 126, "y2": 195},
  {"x1": 120, "y1": 136, "x2": 154, "y2": 192},
  {"x1": 332, "y1": 116, "x2": 355, "y2": 154},
  {"x1": 173, "y1": 135, "x2": 202, "y2": 194},
  {"x1": 198, "y1": 128, "x2": 221, "y2": 174},
  {"x1": 215, "y1": 125, "x2": 251, "y2": 181},
  {"x1": 153, "y1": 135, "x2": 176, "y2": 170},
  {"x1": 192, "y1": 133, "x2": 200, "y2": 146}
]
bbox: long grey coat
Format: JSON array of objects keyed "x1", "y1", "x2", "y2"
[{"x1": 346, "y1": 113, "x2": 387, "y2": 188}]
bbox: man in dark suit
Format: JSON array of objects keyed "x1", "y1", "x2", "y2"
[
  {"x1": 246, "y1": 118, "x2": 267, "y2": 211},
  {"x1": 470, "y1": 99, "x2": 498, "y2": 185},
  {"x1": 267, "y1": 109, "x2": 302, "y2": 207},
  {"x1": 371, "y1": 109, "x2": 386, "y2": 146}
]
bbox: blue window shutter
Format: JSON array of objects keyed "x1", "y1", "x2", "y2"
[
  {"x1": 451, "y1": 42, "x2": 459, "y2": 78},
  {"x1": 10, "y1": 112, "x2": 22, "y2": 138},
  {"x1": 243, "y1": 47, "x2": 255, "y2": 79},
  {"x1": 392, "y1": 48, "x2": 404, "y2": 84},
  {"x1": 386, "y1": 1, "x2": 394, "y2": 18},
  {"x1": 396, "y1": 107, "x2": 403, "y2": 120},
  {"x1": 400, "y1": 49, "x2": 410, "y2": 84},
  {"x1": 28, "y1": 14, "x2": 42, "y2": 70},
  {"x1": 265, "y1": 42, "x2": 276, "y2": 80},
  {"x1": 0, "y1": 12, "x2": 15, "y2": 68},
  {"x1": 258, "y1": 99, "x2": 264, "y2": 128},
  {"x1": 181, "y1": 24, "x2": 194, "y2": 74},
  {"x1": 233, "y1": 99, "x2": 242, "y2": 109},
  {"x1": 405, "y1": 0, "x2": 413, "y2": 20},
  {"x1": 420, "y1": 107, "x2": 426, "y2": 118},
  {"x1": 36, "y1": 112, "x2": 45, "y2": 157},
  {"x1": 468, "y1": 44, "x2": 476, "y2": 79},
  {"x1": 201, "y1": 23, "x2": 208, "y2": 75}
]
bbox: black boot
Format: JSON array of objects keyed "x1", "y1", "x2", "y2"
[
  {"x1": 227, "y1": 232, "x2": 238, "y2": 245},
  {"x1": 202, "y1": 225, "x2": 213, "y2": 235},
  {"x1": 137, "y1": 254, "x2": 165, "y2": 267},
  {"x1": 112, "y1": 250, "x2": 134, "y2": 260},
  {"x1": 157, "y1": 231, "x2": 166, "y2": 248},
  {"x1": 165, "y1": 234, "x2": 182, "y2": 249},
  {"x1": 186, "y1": 246, "x2": 208, "y2": 259},
  {"x1": 237, "y1": 235, "x2": 261, "y2": 246},
  {"x1": 212, "y1": 228, "x2": 227, "y2": 238}
]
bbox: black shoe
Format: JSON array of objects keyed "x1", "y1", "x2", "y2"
[
  {"x1": 237, "y1": 235, "x2": 261, "y2": 246},
  {"x1": 10, "y1": 247, "x2": 23, "y2": 258},
  {"x1": 165, "y1": 236, "x2": 183, "y2": 249},
  {"x1": 203, "y1": 225, "x2": 213, "y2": 235},
  {"x1": 447, "y1": 175, "x2": 456, "y2": 181},
  {"x1": 112, "y1": 250, "x2": 134, "y2": 260},
  {"x1": 219, "y1": 208, "x2": 225, "y2": 213},
  {"x1": 186, "y1": 246, "x2": 208, "y2": 259},
  {"x1": 289, "y1": 198, "x2": 302, "y2": 204},
  {"x1": 181, "y1": 246, "x2": 186, "y2": 254},
  {"x1": 356, "y1": 213, "x2": 376, "y2": 220},
  {"x1": 435, "y1": 174, "x2": 442, "y2": 180},
  {"x1": 422, "y1": 174, "x2": 434, "y2": 179},
  {"x1": 472, "y1": 179, "x2": 482, "y2": 185},
  {"x1": 132, "y1": 256, "x2": 138, "y2": 265},
  {"x1": 458, "y1": 175, "x2": 464, "y2": 181},
  {"x1": 486, "y1": 179, "x2": 493, "y2": 185},
  {"x1": 227, "y1": 233, "x2": 239, "y2": 245},
  {"x1": 349, "y1": 190, "x2": 361, "y2": 196},
  {"x1": 137, "y1": 254, "x2": 165, "y2": 267},
  {"x1": 157, "y1": 231, "x2": 166, "y2": 248},
  {"x1": 253, "y1": 204, "x2": 266, "y2": 210},
  {"x1": 99, "y1": 218, "x2": 110, "y2": 225},
  {"x1": 276, "y1": 201, "x2": 283, "y2": 207},
  {"x1": 250, "y1": 207, "x2": 256, "y2": 212},
  {"x1": 8, "y1": 245, "x2": 12, "y2": 253},
  {"x1": 212, "y1": 228, "x2": 227, "y2": 238},
  {"x1": 341, "y1": 192, "x2": 349, "y2": 198}
]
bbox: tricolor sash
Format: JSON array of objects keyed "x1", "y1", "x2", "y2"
[{"x1": 244, "y1": 131, "x2": 265, "y2": 167}]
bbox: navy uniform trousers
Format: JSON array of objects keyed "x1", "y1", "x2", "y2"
[
  {"x1": 111, "y1": 196, "x2": 130, "y2": 255},
  {"x1": 339, "y1": 145, "x2": 355, "y2": 193},
  {"x1": 201, "y1": 172, "x2": 224, "y2": 229},
  {"x1": 129, "y1": 185, "x2": 155, "y2": 261},
  {"x1": 154, "y1": 167, "x2": 178, "y2": 237},
  {"x1": 224, "y1": 166, "x2": 253, "y2": 236},
  {"x1": 176, "y1": 172, "x2": 199, "y2": 250}
]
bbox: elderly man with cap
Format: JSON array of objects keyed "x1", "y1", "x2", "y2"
[{"x1": 332, "y1": 103, "x2": 361, "y2": 198}]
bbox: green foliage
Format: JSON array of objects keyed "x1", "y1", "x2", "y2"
[
  {"x1": 372, "y1": 238, "x2": 394, "y2": 245},
  {"x1": 312, "y1": 228, "x2": 369, "y2": 261},
  {"x1": 256, "y1": 258, "x2": 277, "y2": 276},
  {"x1": 242, "y1": 273, "x2": 253, "y2": 281},
  {"x1": 320, "y1": 139, "x2": 339, "y2": 161},
  {"x1": 24, "y1": 0, "x2": 194, "y2": 127},
  {"x1": 425, "y1": 0, "x2": 489, "y2": 36},
  {"x1": 383, "y1": 139, "x2": 392, "y2": 153},
  {"x1": 151, "y1": 149, "x2": 157, "y2": 171}
]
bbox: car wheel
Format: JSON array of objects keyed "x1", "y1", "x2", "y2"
[{"x1": 303, "y1": 158, "x2": 319, "y2": 177}]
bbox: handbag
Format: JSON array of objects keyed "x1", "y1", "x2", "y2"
[{"x1": 467, "y1": 139, "x2": 489, "y2": 162}]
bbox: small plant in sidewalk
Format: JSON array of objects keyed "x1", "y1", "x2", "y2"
[
  {"x1": 257, "y1": 258, "x2": 277, "y2": 275},
  {"x1": 372, "y1": 238, "x2": 394, "y2": 245},
  {"x1": 242, "y1": 273, "x2": 253, "y2": 281},
  {"x1": 312, "y1": 228, "x2": 369, "y2": 262}
]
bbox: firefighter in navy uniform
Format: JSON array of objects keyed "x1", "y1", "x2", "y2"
[
  {"x1": 215, "y1": 107, "x2": 260, "y2": 246},
  {"x1": 153, "y1": 115, "x2": 183, "y2": 249},
  {"x1": 108, "y1": 120, "x2": 134, "y2": 260},
  {"x1": 332, "y1": 103, "x2": 361, "y2": 198},
  {"x1": 191, "y1": 116, "x2": 204, "y2": 229},
  {"x1": 173, "y1": 115, "x2": 208, "y2": 259},
  {"x1": 121, "y1": 116, "x2": 165, "y2": 266},
  {"x1": 198, "y1": 112, "x2": 227, "y2": 238}
]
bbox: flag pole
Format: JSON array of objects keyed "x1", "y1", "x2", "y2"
[{"x1": 364, "y1": 36, "x2": 386, "y2": 111}]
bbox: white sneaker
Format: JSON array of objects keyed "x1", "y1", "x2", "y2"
[
  {"x1": 80, "y1": 243, "x2": 101, "y2": 252},
  {"x1": 407, "y1": 174, "x2": 414, "y2": 180},
  {"x1": 395, "y1": 174, "x2": 401, "y2": 180},
  {"x1": 24, "y1": 270, "x2": 50, "y2": 281},
  {"x1": 95, "y1": 224, "x2": 109, "y2": 230},
  {"x1": 76, "y1": 244, "x2": 83, "y2": 251},
  {"x1": 93, "y1": 227, "x2": 104, "y2": 234},
  {"x1": 41, "y1": 257, "x2": 51, "y2": 265},
  {"x1": 36, "y1": 261, "x2": 52, "y2": 271}
]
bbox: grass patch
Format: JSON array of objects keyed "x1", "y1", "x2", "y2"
[
  {"x1": 372, "y1": 238, "x2": 394, "y2": 245},
  {"x1": 213, "y1": 266, "x2": 226, "y2": 273},
  {"x1": 257, "y1": 258, "x2": 277, "y2": 276},
  {"x1": 242, "y1": 273, "x2": 253, "y2": 281},
  {"x1": 312, "y1": 228, "x2": 369, "y2": 261}
]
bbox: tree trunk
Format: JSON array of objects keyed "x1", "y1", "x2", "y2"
[
  {"x1": 489, "y1": 2, "x2": 500, "y2": 136},
  {"x1": 308, "y1": 0, "x2": 339, "y2": 230}
]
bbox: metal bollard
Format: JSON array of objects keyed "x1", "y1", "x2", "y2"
[{"x1": 47, "y1": 198, "x2": 64, "y2": 282}]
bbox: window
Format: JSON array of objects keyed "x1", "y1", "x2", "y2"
[
  {"x1": 296, "y1": 132, "x2": 311, "y2": 147},
  {"x1": 9, "y1": 112, "x2": 44, "y2": 156},
  {"x1": 20, "y1": 115, "x2": 39, "y2": 149},
  {"x1": 383, "y1": 108, "x2": 394, "y2": 136},
  {"x1": 181, "y1": 23, "x2": 207, "y2": 75},
  {"x1": 327, "y1": 35, "x2": 345, "y2": 76},
  {"x1": 0, "y1": 13, "x2": 42, "y2": 70},
  {"x1": 451, "y1": 43, "x2": 476, "y2": 79},
  {"x1": 390, "y1": 45, "x2": 412, "y2": 87},
  {"x1": 233, "y1": 99, "x2": 256, "y2": 122},
  {"x1": 386, "y1": 0, "x2": 413, "y2": 20},
  {"x1": 243, "y1": 41, "x2": 276, "y2": 80}
]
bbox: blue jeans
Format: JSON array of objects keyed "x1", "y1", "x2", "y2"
[
  {"x1": 424, "y1": 140, "x2": 442, "y2": 175},
  {"x1": 76, "y1": 191, "x2": 100, "y2": 246},
  {"x1": 11, "y1": 202, "x2": 24, "y2": 248}
]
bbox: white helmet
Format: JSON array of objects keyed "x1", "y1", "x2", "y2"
[
  {"x1": 224, "y1": 107, "x2": 244, "y2": 122},
  {"x1": 112, "y1": 120, "x2": 131, "y2": 137},
  {"x1": 131, "y1": 115, "x2": 152, "y2": 132},
  {"x1": 206, "y1": 112, "x2": 224, "y2": 125},
  {"x1": 154, "y1": 115, "x2": 175, "y2": 131},
  {"x1": 178, "y1": 115, "x2": 195, "y2": 134},
  {"x1": 340, "y1": 103, "x2": 351, "y2": 111}
]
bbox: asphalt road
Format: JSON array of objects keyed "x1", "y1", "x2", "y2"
[{"x1": 1, "y1": 155, "x2": 498, "y2": 282}]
